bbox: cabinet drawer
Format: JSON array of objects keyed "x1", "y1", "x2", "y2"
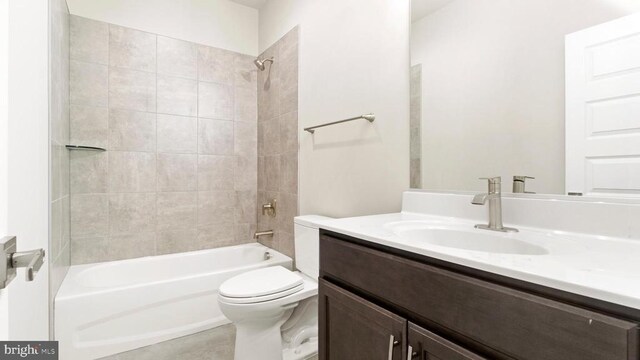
[{"x1": 320, "y1": 234, "x2": 639, "y2": 360}]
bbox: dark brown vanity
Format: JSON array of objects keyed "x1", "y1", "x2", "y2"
[{"x1": 318, "y1": 230, "x2": 640, "y2": 360}]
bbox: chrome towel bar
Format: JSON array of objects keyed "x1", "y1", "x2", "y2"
[{"x1": 304, "y1": 113, "x2": 375, "y2": 133}]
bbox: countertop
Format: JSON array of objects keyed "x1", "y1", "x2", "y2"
[{"x1": 319, "y1": 211, "x2": 640, "y2": 310}]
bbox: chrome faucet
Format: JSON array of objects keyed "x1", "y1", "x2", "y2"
[
  {"x1": 471, "y1": 177, "x2": 518, "y2": 233},
  {"x1": 254, "y1": 230, "x2": 274, "y2": 240}
]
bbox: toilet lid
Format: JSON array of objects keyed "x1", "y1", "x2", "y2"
[{"x1": 219, "y1": 266, "x2": 303, "y2": 299}]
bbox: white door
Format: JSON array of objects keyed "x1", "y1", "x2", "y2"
[
  {"x1": 0, "y1": 0, "x2": 9, "y2": 341},
  {"x1": 0, "y1": 0, "x2": 51, "y2": 340},
  {"x1": 566, "y1": 12, "x2": 640, "y2": 197}
]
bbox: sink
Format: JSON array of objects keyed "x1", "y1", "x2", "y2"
[{"x1": 385, "y1": 221, "x2": 549, "y2": 255}]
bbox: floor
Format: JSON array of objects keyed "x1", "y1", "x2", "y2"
[{"x1": 101, "y1": 324, "x2": 319, "y2": 360}]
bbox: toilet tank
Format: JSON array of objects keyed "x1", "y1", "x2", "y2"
[{"x1": 294, "y1": 215, "x2": 333, "y2": 279}]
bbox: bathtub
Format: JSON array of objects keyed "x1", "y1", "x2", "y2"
[{"x1": 55, "y1": 243, "x2": 291, "y2": 360}]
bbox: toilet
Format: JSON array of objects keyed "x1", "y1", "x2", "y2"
[{"x1": 218, "y1": 215, "x2": 331, "y2": 360}]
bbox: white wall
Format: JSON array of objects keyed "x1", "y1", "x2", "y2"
[
  {"x1": 66, "y1": 0, "x2": 259, "y2": 55},
  {"x1": 260, "y1": 0, "x2": 411, "y2": 218},
  {"x1": 0, "y1": 0, "x2": 9, "y2": 340},
  {"x1": 7, "y1": 0, "x2": 50, "y2": 339},
  {"x1": 412, "y1": 0, "x2": 640, "y2": 194}
]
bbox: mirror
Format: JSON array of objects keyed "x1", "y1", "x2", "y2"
[{"x1": 410, "y1": 0, "x2": 640, "y2": 196}]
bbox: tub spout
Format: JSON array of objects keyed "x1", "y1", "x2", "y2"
[{"x1": 254, "y1": 230, "x2": 274, "y2": 239}]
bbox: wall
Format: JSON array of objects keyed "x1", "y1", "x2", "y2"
[
  {"x1": 0, "y1": 0, "x2": 8, "y2": 339},
  {"x1": 259, "y1": 0, "x2": 411, "y2": 218},
  {"x1": 411, "y1": 0, "x2": 640, "y2": 194},
  {"x1": 66, "y1": 0, "x2": 258, "y2": 56},
  {"x1": 49, "y1": 0, "x2": 70, "y2": 337},
  {"x1": 256, "y1": 27, "x2": 298, "y2": 258},
  {"x1": 69, "y1": 16, "x2": 258, "y2": 264},
  {"x1": 7, "y1": 0, "x2": 51, "y2": 340},
  {"x1": 410, "y1": 64, "x2": 422, "y2": 189}
]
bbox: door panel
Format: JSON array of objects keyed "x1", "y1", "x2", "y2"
[
  {"x1": 566, "y1": 12, "x2": 640, "y2": 196},
  {"x1": 408, "y1": 323, "x2": 487, "y2": 360},
  {"x1": 4, "y1": 0, "x2": 51, "y2": 340},
  {"x1": 319, "y1": 279, "x2": 406, "y2": 360}
]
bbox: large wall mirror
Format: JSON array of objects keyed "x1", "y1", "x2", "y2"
[{"x1": 410, "y1": 0, "x2": 640, "y2": 197}]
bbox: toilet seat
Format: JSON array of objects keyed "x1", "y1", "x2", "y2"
[{"x1": 219, "y1": 266, "x2": 304, "y2": 304}]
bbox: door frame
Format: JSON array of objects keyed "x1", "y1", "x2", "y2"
[{"x1": 2, "y1": 0, "x2": 51, "y2": 340}]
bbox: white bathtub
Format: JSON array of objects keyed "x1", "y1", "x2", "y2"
[{"x1": 55, "y1": 243, "x2": 292, "y2": 360}]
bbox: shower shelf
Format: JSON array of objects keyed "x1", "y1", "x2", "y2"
[{"x1": 65, "y1": 145, "x2": 106, "y2": 152}]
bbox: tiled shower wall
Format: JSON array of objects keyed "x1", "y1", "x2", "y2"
[
  {"x1": 68, "y1": 16, "x2": 258, "y2": 264},
  {"x1": 256, "y1": 28, "x2": 299, "y2": 258},
  {"x1": 49, "y1": 0, "x2": 70, "y2": 315}
]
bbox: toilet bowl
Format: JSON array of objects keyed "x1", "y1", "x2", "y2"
[{"x1": 218, "y1": 215, "x2": 331, "y2": 360}]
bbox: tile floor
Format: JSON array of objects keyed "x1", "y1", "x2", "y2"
[{"x1": 101, "y1": 324, "x2": 318, "y2": 360}]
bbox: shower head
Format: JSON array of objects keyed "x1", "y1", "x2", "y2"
[{"x1": 253, "y1": 56, "x2": 274, "y2": 71}]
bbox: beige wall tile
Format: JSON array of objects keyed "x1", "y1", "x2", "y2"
[
  {"x1": 109, "y1": 151, "x2": 156, "y2": 192},
  {"x1": 70, "y1": 60, "x2": 108, "y2": 107},
  {"x1": 109, "y1": 109, "x2": 156, "y2": 151},
  {"x1": 70, "y1": 151, "x2": 108, "y2": 194},
  {"x1": 234, "y1": 86, "x2": 257, "y2": 123},
  {"x1": 257, "y1": 47, "x2": 279, "y2": 122},
  {"x1": 70, "y1": 194, "x2": 109, "y2": 238},
  {"x1": 197, "y1": 155, "x2": 234, "y2": 191},
  {"x1": 280, "y1": 153, "x2": 298, "y2": 195},
  {"x1": 234, "y1": 156, "x2": 257, "y2": 192},
  {"x1": 234, "y1": 223, "x2": 256, "y2": 243},
  {"x1": 197, "y1": 46, "x2": 234, "y2": 85},
  {"x1": 109, "y1": 193, "x2": 156, "y2": 235},
  {"x1": 157, "y1": 114, "x2": 197, "y2": 154},
  {"x1": 196, "y1": 222, "x2": 236, "y2": 249},
  {"x1": 157, "y1": 36, "x2": 197, "y2": 79},
  {"x1": 256, "y1": 29, "x2": 298, "y2": 257},
  {"x1": 109, "y1": 25, "x2": 156, "y2": 72},
  {"x1": 70, "y1": 105, "x2": 109, "y2": 148},
  {"x1": 279, "y1": 111, "x2": 298, "y2": 153},
  {"x1": 109, "y1": 68, "x2": 157, "y2": 112},
  {"x1": 109, "y1": 232, "x2": 156, "y2": 260},
  {"x1": 197, "y1": 191, "x2": 235, "y2": 226},
  {"x1": 277, "y1": 192, "x2": 298, "y2": 235},
  {"x1": 157, "y1": 153, "x2": 197, "y2": 191},
  {"x1": 156, "y1": 229, "x2": 198, "y2": 254},
  {"x1": 262, "y1": 119, "x2": 282, "y2": 156},
  {"x1": 157, "y1": 192, "x2": 197, "y2": 231},
  {"x1": 235, "y1": 190, "x2": 257, "y2": 224},
  {"x1": 70, "y1": 16, "x2": 109, "y2": 65},
  {"x1": 264, "y1": 155, "x2": 280, "y2": 192},
  {"x1": 198, "y1": 118, "x2": 234, "y2": 155},
  {"x1": 70, "y1": 237, "x2": 109, "y2": 265},
  {"x1": 234, "y1": 121, "x2": 257, "y2": 157},
  {"x1": 234, "y1": 53, "x2": 257, "y2": 89},
  {"x1": 157, "y1": 75, "x2": 197, "y2": 116},
  {"x1": 198, "y1": 82, "x2": 234, "y2": 120}
]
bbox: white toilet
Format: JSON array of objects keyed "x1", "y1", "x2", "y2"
[{"x1": 218, "y1": 215, "x2": 331, "y2": 360}]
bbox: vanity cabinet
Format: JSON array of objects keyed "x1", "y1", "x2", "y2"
[
  {"x1": 319, "y1": 279, "x2": 486, "y2": 360},
  {"x1": 319, "y1": 231, "x2": 640, "y2": 360}
]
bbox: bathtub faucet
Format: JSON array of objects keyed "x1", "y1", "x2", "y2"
[{"x1": 254, "y1": 230, "x2": 274, "y2": 240}]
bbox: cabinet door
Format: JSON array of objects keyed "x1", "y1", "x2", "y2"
[
  {"x1": 319, "y1": 279, "x2": 406, "y2": 360},
  {"x1": 408, "y1": 323, "x2": 487, "y2": 360}
]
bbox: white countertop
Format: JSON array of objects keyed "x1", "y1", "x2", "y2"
[{"x1": 319, "y1": 211, "x2": 640, "y2": 310}]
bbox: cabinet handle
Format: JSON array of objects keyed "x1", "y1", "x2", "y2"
[
  {"x1": 388, "y1": 335, "x2": 399, "y2": 360},
  {"x1": 407, "y1": 345, "x2": 418, "y2": 360}
]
